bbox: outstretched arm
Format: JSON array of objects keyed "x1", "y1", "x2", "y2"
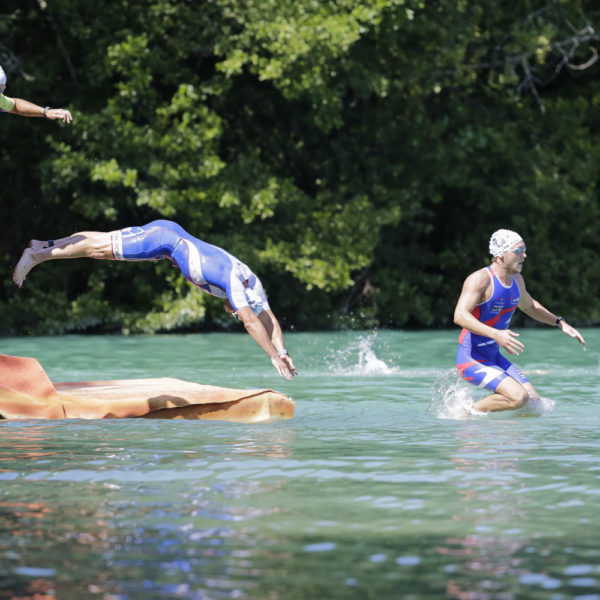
[
  {"x1": 10, "y1": 97, "x2": 72, "y2": 124},
  {"x1": 258, "y1": 309, "x2": 297, "y2": 376},
  {"x1": 515, "y1": 275, "x2": 586, "y2": 347},
  {"x1": 235, "y1": 306, "x2": 296, "y2": 380}
]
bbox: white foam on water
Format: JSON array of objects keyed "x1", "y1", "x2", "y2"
[
  {"x1": 429, "y1": 370, "x2": 556, "y2": 419},
  {"x1": 327, "y1": 333, "x2": 398, "y2": 376},
  {"x1": 514, "y1": 396, "x2": 555, "y2": 417},
  {"x1": 428, "y1": 369, "x2": 480, "y2": 420}
]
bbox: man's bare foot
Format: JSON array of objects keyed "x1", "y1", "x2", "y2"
[{"x1": 13, "y1": 248, "x2": 39, "y2": 288}]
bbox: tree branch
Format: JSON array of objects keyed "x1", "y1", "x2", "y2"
[{"x1": 37, "y1": 0, "x2": 78, "y2": 83}]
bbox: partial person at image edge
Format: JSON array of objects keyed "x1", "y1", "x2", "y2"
[{"x1": 0, "y1": 65, "x2": 72, "y2": 124}]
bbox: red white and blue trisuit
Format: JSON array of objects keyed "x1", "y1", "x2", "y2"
[
  {"x1": 456, "y1": 267, "x2": 529, "y2": 391},
  {"x1": 110, "y1": 220, "x2": 270, "y2": 315}
]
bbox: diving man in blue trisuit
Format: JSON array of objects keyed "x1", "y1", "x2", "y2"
[
  {"x1": 12, "y1": 221, "x2": 297, "y2": 381},
  {"x1": 0, "y1": 65, "x2": 72, "y2": 123},
  {"x1": 454, "y1": 229, "x2": 585, "y2": 413}
]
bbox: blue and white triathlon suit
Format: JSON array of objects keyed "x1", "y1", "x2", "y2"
[
  {"x1": 456, "y1": 266, "x2": 529, "y2": 392},
  {"x1": 110, "y1": 220, "x2": 270, "y2": 315}
]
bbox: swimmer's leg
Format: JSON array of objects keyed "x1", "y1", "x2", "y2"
[
  {"x1": 13, "y1": 231, "x2": 114, "y2": 287},
  {"x1": 472, "y1": 377, "x2": 530, "y2": 412},
  {"x1": 523, "y1": 381, "x2": 541, "y2": 401}
]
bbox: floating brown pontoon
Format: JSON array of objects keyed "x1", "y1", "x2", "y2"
[{"x1": 0, "y1": 354, "x2": 294, "y2": 422}]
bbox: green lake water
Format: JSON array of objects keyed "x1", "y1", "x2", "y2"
[{"x1": 1, "y1": 329, "x2": 599, "y2": 599}]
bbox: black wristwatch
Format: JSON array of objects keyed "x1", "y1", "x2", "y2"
[{"x1": 554, "y1": 316, "x2": 565, "y2": 327}]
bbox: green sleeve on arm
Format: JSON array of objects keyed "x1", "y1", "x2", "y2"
[{"x1": 0, "y1": 94, "x2": 16, "y2": 112}]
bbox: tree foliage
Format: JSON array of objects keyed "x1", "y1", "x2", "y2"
[{"x1": 1, "y1": 0, "x2": 599, "y2": 334}]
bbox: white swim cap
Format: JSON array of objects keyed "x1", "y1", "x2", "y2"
[
  {"x1": 0, "y1": 66, "x2": 6, "y2": 94},
  {"x1": 489, "y1": 229, "x2": 523, "y2": 257}
]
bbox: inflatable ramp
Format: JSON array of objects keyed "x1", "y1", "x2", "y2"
[{"x1": 0, "y1": 354, "x2": 294, "y2": 422}]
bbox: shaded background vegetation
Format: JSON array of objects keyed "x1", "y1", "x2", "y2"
[{"x1": 1, "y1": 0, "x2": 599, "y2": 335}]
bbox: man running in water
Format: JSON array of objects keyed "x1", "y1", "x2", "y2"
[
  {"x1": 13, "y1": 220, "x2": 297, "y2": 381},
  {"x1": 454, "y1": 229, "x2": 585, "y2": 413},
  {"x1": 0, "y1": 65, "x2": 72, "y2": 123}
]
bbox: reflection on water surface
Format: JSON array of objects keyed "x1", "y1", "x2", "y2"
[{"x1": 1, "y1": 330, "x2": 599, "y2": 598}]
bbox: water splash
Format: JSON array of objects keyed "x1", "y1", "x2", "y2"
[
  {"x1": 326, "y1": 334, "x2": 398, "y2": 376},
  {"x1": 514, "y1": 396, "x2": 555, "y2": 417},
  {"x1": 428, "y1": 369, "x2": 478, "y2": 419},
  {"x1": 428, "y1": 370, "x2": 556, "y2": 419}
]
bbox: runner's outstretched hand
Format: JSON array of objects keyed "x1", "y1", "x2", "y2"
[
  {"x1": 494, "y1": 329, "x2": 524, "y2": 356},
  {"x1": 559, "y1": 321, "x2": 586, "y2": 349}
]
